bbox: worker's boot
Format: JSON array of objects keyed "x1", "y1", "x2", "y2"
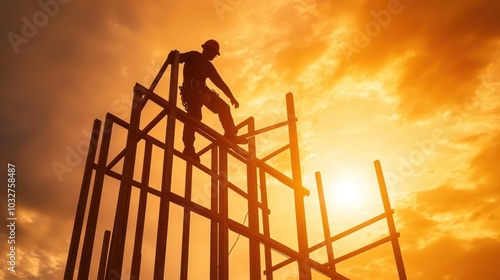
[
  {"x1": 183, "y1": 146, "x2": 200, "y2": 163},
  {"x1": 224, "y1": 132, "x2": 248, "y2": 145}
]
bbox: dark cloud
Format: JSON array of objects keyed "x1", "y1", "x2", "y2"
[
  {"x1": 336, "y1": 0, "x2": 500, "y2": 119},
  {"x1": 404, "y1": 236, "x2": 500, "y2": 279},
  {"x1": 1, "y1": 2, "x2": 160, "y2": 278}
]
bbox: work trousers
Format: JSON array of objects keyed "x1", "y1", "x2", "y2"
[{"x1": 181, "y1": 87, "x2": 236, "y2": 147}]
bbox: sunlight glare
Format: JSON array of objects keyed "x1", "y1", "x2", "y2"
[{"x1": 330, "y1": 174, "x2": 365, "y2": 207}]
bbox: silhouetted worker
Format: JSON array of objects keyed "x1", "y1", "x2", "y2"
[{"x1": 167, "y1": 39, "x2": 246, "y2": 162}]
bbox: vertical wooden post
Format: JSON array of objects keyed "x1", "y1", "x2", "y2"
[
  {"x1": 374, "y1": 160, "x2": 407, "y2": 280},
  {"x1": 259, "y1": 170, "x2": 273, "y2": 280},
  {"x1": 105, "y1": 87, "x2": 144, "y2": 280},
  {"x1": 218, "y1": 148, "x2": 229, "y2": 280},
  {"x1": 130, "y1": 140, "x2": 153, "y2": 279},
  {"x1": 286, "y1": 92, "x2": 312, "y2": 280},
  {"x1": 154, "y1": 50, "x2": 180, "y2": 279},
  {"x1": 64, "y1": 119, "x2": 101, "y2": 280},
  {"x1": 78, "y1": 116, "x2": 113, "y2": 280},
  {"x1": 180, "y1": 163, "x2": 193, "y2": 280},
  {"x1": 97, "y1": 230, "x2": 111, "y2": 280},
  {"x1": 247, "y1": 117, "x2": 261, "y2": 279},
  {"x1": 315, "y1": 172, "x2": 336, "y2": 274},
  {"x1": 210, "y1": 147, "x2": 219, "y2": 280}
]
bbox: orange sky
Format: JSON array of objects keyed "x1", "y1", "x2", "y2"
[{"x1": 1, "y1": 0, "x2": 500, "y2": 279}]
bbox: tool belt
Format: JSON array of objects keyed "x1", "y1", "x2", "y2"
[
  {"x1": 179, "y1": 79, "x2": 216, "y2": 110},
  {"x1": 181, "y1": 79, "x2": 206, "y2": 92}
]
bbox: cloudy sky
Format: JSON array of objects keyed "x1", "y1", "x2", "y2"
[{"x1": 1, "y1": 0, "x2": 500, "y2": 279}]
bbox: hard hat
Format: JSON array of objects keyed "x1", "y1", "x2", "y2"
[{"x1": 202, "y1": 39, "x2": 221, "y2": 56}]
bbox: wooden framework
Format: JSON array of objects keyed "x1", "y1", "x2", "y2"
[{"x1": 64, "y1": 51, "x2": 407, "y2": 280}]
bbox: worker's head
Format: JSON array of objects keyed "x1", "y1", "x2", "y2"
[{"x1": 201, "y1": 39, "x2": 220, "y2": 61}]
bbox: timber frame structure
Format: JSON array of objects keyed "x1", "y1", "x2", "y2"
[{"x1": 64, "y1": 51, "x2": 407, "y2": 279}]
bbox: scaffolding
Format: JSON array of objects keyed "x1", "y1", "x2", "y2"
[{"x1": 64, "y1": 51, "x2": 407, "y2": 280}]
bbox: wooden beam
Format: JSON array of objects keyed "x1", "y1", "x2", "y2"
[
  {"x1": 238, "y1": 119, "x2": 294, "y2": 139},
  {"x1": 153, "y1": 50, "x2": 180, "y2": 279},
  {"x1": 375, "y1": 160, "x2": 407, "y2": 280},
  {"x1": 247, "y1": 118, "x2": 261, "y2": 279},
  {"x1": 97, "y1": 230, "x2": 111, "y2": 280},
  {"x1": 328, "y1": 234, "x2": 399, "y2": 265},
  {"x1": 64, "y1": 119, "x2": 101, "y2": 280},
  {"x1": 105, "y1": 88, "x2": 144, "y2": 279},
  {"x1": 180, "y1": 164, "x2": 193, "y2": 280},
  {"x1": 286, "y1": 92, "x2": 311, "y2": 280},
  {"x1": 315, "y1": 172, "x2": 336, "y2": 273},
  {"x1": 130, "y1": 140, "x2": 153, "y2": 279},
  {"x1": 78, "y1": 117, "x2": 112, "y2": 280}
]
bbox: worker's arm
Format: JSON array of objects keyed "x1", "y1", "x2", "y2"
[{"x1": 210, "y1": 72, "x2": 240, "y2": 109}]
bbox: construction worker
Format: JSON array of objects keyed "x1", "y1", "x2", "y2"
[{"x1": 167, "y1": 39, "x2": 245, "y2": 162}]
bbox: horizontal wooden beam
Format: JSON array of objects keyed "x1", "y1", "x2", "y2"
[
  {"x1": 270, "y1": 211, "x2": 393, "y2": 274},
  {"x1": 328, "y1": 234, "x2": 400, "y2": 265},
  {"x1": 309, "y1": 211, "x2": 393, "y2": 252},
  {"x1": 261, "y1": 144, "x2": 291, "y2": 163},
  {"x1": 238, "y1": 119, "x2": 295, "y2": 140}
]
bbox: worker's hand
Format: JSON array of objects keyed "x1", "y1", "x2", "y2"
[{"x1": 230, "y1": 98, "x2": 240, "y2": 109}]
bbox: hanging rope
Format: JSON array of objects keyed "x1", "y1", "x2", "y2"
[{"x1": 228, "y1": 212, "x2": 249, "y2": 256}]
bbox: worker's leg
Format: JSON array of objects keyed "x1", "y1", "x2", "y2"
[
  {"x1": 182, "y1": 93, "x2": 203, "y2": 162},
  {"x1": 204, "y1": 91, "x2": 237, "y2": 136}
]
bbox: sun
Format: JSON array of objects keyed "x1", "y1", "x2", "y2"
[{"x1": 329, "y1": 174, "x2": 365, "y2": 207}]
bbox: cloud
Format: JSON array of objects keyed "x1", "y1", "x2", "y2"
[
  {"x1": 396, "y1": 193, "x2": 500, "y2": 278},
  {"x1": 335, "y1": 0, "x2": 500, "y2": 120},
  {"x1": 366, "y1": 124, "x2": 500, "y2": 278},
  {"x1": 470, "y1": 132, "x2": 500, "y2": 183},
  {"x1": 403, "y1": 236, "x2": 500, "y2": 279},
  {"x1": 393, "y1": 130, "x2": 500, "y2": 277},
  {"x1": 0, "y1": 209, "x2": 70, "y2": 279}
]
